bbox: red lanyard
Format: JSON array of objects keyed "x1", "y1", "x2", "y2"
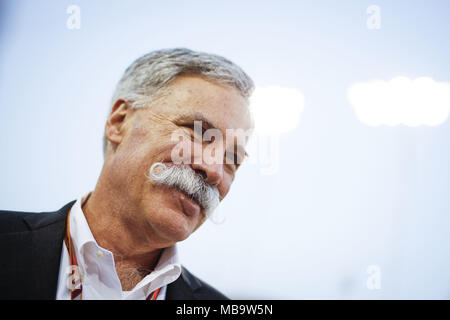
[{"x1": 64, "y1": 210, "x2": 161, "y2": 300}]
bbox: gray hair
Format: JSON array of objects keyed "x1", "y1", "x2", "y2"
[{"x1": 104, "y1": 48, "x2": 254, "y2": 155}]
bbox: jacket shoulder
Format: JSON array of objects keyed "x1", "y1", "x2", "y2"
[
  {"x1": 0, "y1": 201, "x2": 75, "y2": 234},
  {"x1": 0, "y1": 209, "x2": 36, "y2": 233}
]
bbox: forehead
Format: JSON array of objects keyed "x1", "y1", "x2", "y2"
[{"x1": 153, "y1": 75, "x2": 253, "y2": 133}]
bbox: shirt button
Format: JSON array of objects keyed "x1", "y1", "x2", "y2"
[{"x1": 96, "y1": 250, "x2": 104, "y2": 259}]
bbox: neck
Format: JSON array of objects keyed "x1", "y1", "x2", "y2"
[{"x1": 81, "y1": 181, "x2": 163, "y2": 287}]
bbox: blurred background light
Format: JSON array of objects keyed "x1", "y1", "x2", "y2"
[{"x1": 348, "y1": 77, "x2": 450, "y2": 127}]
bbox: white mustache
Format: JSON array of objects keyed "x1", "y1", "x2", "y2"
[{"x1": 148, "y1": 162, "x2": 220, "y2": 218}]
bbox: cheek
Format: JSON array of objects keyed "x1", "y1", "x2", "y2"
[
  {"x1": 126, "y1": 127, "x2": 181, "y2": 164},
  {"x1": 168, "y1": 137, "x2": 196, "y2": 164}
]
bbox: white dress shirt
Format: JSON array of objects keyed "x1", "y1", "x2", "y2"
[{"x1": 55, "y1": 193, "x2": 182, "y2": 300}]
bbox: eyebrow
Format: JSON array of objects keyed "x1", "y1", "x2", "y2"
[
  {"x1": 173, "y1": 112, "x2": 217, "y2": 131},
  {"x1": 173, "y1": 111, "x2": 249, "y2": 159}
]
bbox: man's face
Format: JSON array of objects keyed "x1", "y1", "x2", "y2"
[{"x1": 105, "y1": 75, "x2": 253, "y2": 247}]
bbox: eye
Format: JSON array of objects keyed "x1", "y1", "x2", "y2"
[{"x1": 181, "y1": 124, "x2": 205, "y2": 143}]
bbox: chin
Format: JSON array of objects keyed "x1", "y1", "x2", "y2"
[{"x1": 151, "y1": 207, "x2": 199, "y2": 243}]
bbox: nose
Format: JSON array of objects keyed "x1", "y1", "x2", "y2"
[{"x1": 191, "y1": 162, "x2": 223, "y2": 186}]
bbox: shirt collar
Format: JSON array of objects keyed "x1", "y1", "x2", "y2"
[{"x1": 69, "y1": 193, "x2": 98, "y2": 267}]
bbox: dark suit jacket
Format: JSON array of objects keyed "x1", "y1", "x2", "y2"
[{"x1": 0, "y1": 201, "x2": 228, "y2": 300}]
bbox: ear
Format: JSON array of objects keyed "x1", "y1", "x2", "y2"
[{"x1": 105, "y1": 99, "x2": 131, "y2": 149}]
